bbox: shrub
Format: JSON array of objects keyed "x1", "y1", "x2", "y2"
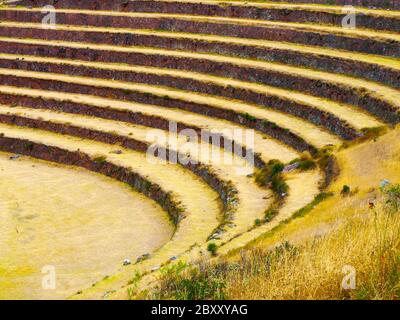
[
  {"x1": 255, "y1": 160, "x2": 284, "y2": 187},
  {"x1": 271, "y1": 175, "x2": 288, "y2": 195},
  {"x1": 152, "y1": 266, "x2": 226, "y2": 300},
  {"x1": 207, "y1": 243, "x2": 218, "y2": 256},
  {"x1": 254, "y1": 218, "x2": 262, "y2": 226},
  {"x1": 341, "y1": 185, "x2": 351, "y2": 195},
  {"x1": 255, "y1": 160, "x2": 288, "y2": 197},
  {"x1": 242, "y1": 112, "x2": 257, "y2": 122},
  {"x1": 264, "y1": 208, "x2": 278, "y2": 222},
  {"x1": 297, "y1": 159, "x2": 317, "y2": 171},
  {"x1": 384, "y1": 184, "x2": 400, "y2": 213},
  {"x1": 360, "y1": 126, "x2": 387, "y2": 141}
]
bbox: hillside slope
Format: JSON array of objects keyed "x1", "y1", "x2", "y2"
[{"x1": 140, "y1": 126, "x2": 400, "y2": 300}]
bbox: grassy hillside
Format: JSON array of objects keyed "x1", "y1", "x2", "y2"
[{"x1": 138, "y1": 127, "x2": 400, "y2": 300}]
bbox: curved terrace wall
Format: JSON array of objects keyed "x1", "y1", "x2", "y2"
[
  {"x1": 0, "y1": 58, "x2": 360, "y2": 139},
  {"x1": 0, "y1": 114, "x2": 239, "y2": 226},
  {"x1": 0, "y1": 134, "x2": 183, "y2": 224},
  {"x1": 0, "y1": 10, "x2": 398, "y2": 58},
  {"x1": 14, "y1": 0, "x2": 400, "y2": 32},
  {"x1": 1, "y1": 31, "x2": 399, "y2": 89},
  {"x1": 0, "y1": 74, "x2": 317, "y2": 154},
  {"x1": 0, "y1": 92, "x2": 264, "y2": 168}
]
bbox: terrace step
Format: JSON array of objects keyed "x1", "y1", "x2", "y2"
[
  {"x1": 1, "y1": 24, "x2": 400, "y2": 88},
  {"x1": 0, "y1": 69, "x2": 337, "y2": 152},
  {"x1": 0, "y1": 8, "x2": 399, "y2": 57},
  {"x1": 12, "y1": 0, "x2": 400, "y2": 32},
  {"x1": 0, "y1": 103, "x2": 274, "y2": 243},
  {"x1": 204, "y1": 168, "x2": 322, "y2": 254},
  {"x1": 0, "y1": 85, "x2": 299, "y2": 164},
  {"x1": 0, "y1": 54, "x2": 369, "y2": 140},
  {"x1": 0, "y1": 35, "x2": 395, "y2": 124},
  {"x1": 0, "y1": 123, "x2": 222, "y2": 273}
]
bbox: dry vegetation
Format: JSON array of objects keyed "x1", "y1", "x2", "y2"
[
  {"x1": 143, "y1": 185, "x2": 400, "y2": 300},
  {"x1": 133, "y1": 127, "x2": 400, "y2": 300}
]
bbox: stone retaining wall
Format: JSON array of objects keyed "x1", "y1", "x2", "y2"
[
  {"x1": 1, "y1": 30, "x2": 398, "y2": 89},
  {"x1": 0, "y1": 58, "x2": 360, "y2": 138},
  {"x1": 14, "y1": 0, "x2": 400, "y2": 32},
  {"x1": 0, "y1": 74, "x2": 316, "y2": 154},
  {"x1": 0, "y1": 10, "x2": 397, "y2": 57}
]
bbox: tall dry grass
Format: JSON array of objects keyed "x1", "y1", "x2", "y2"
[{"x1": 146, "y1": 186, "x2": 400, "y2": 300}]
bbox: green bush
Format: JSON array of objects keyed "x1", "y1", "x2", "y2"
[
  {"x1": 207, "y1": 243, "x2": 218, "y2": 256},
  {"x1": 297, "y1": 159, "x2": 317, "y2": 171},
  {"x1": 341, "y1": 185, "x2": 351, "y2": 195},
  {"x1": 242, "y1": 112, "x2": 257, "y2": 122},
  {"x1": 384, "y1": 184, "x2": 400, "y2": 213},
  {"x1": 92, "y1": 155, "x2": 107, "y2": 164},
  {"x1": 264, "y1": 208, "x2": 278, "y2": 222},
  {"x1": 255, "y1": 160, "x2": 284, "y2": 187},
  {"x1": 271, "y1": 174, "x2": 289, "y2": 195}
]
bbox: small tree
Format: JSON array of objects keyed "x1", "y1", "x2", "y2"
[
  {"x1": 207, "y1": 242, "x2": 218, "y2": 256},
  {"x1": 341, "y1": 185, "x2": 351, "y2": 195}
]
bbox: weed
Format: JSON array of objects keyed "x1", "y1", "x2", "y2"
[{"x1": 92, "y1": 154, "x2": 107, "y2": 164}]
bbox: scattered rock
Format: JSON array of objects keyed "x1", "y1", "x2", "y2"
[
  {"x1": 151, "y1": 266, "x2": 160, "y2": 272},
  {"x1": 123, "y1": 259, "x2": 131, "y2": 266},
  {"x1": 110, "y1": 150, "x2": 123, "y2": 155},
  {"x1": 136, "y1": 253, "x2": 151, "y2": 263},
  {"x1": 102, "y1": 290, "x2": 116, "y2": 299},
  {"x1": 283, "y1": 162, "x2": 299, "y2": 173},
  {"x1": 9, "y1": 154, "x2": 21, "y2": 161},
  {"x1": 169, "y1": 256, "x2": 178, "y2": 261},
  {"x1": 380, "y1": 179, "x2": 391, "y2": 188}
]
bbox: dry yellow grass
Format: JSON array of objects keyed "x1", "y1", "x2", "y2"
[
  {"x1": 226, "y1": 196, "x2": 400, "y2": 299},
  {"x1": 144, "y1": 186, "x2": 399, "y2": 300}
]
